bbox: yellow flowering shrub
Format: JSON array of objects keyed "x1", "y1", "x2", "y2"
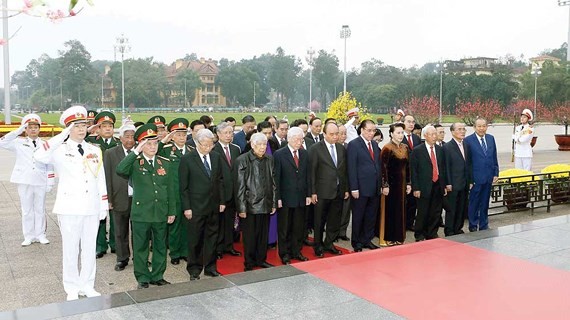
[
  {"x1": 326, "y1": 92, "x2": 371, "y2": 125},
  {"x1": 541, "y1": 164, "x2": 570, "y2": 179},
  {"x1": 498, "y1": 169, "x2": 534, "y2": 184}
]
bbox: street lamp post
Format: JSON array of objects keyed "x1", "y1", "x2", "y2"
[
  {"x1": 115, "y1": 34, "x2": 130, "y2": 123},
  {"x1": 559, "y1": 0, "x2": 570, "y2": 62},
  {"x1": 531, "y1": 65, "x2": 542, "y2": 118},
  {"x1": 434, "y1": 62, "x2": 447, "y2": 124},
  {"x1": 340, "y1": 25, "x2": 351, "y2": 94},
  {"x1": 306, "y1": 47, "x2": 315, "y2": 109}
]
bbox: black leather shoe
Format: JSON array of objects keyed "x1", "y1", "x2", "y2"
[
  {"x1": 456, "y1": 230, "x2": 465, "y2": 234},
  {"x1": 303, "y1": 239, "x2": 314, "y2": 246},
  {"x1": 150, "y1": 279, "x2": 170, "y2": 286},
  {"x1": 171, "y1": 258, "x2": 180, "y2": 265},
  {"x1": 325, "y1": 247, "x2": 343, "y2": 255},
  {"x1": 469, "y1": 227, "x2": 478, "y2": 232},
  {"x1": 258, "y1": 261, "x2": 274, "y2": 268},
  {"x1": 338, "y1": 235, "x2": 350, "y2": 241},
  {"x1": 96, "y1": 252, "x2": 105, "y2": 259},
  {"x1": 190, "y1": 274, "x2": 200, "y2": 281},
  {"x1": 137, "y1": 282, "x2": 149, "y2": 289},
  {"x1": 293, "y1": 254, "x2": 309, "y2": 261},
  {"x1": 281, "y1": 256, "x2": 291, "y2": 265},
  {"x1": 227, "y1": 249, "x2": 242, "y2": 256},
  {"x1": 204, "y1": 270, "x2": 222, "y2": 277},
  {"x1": 114, "y1": 260, "x2": 128, "y2": 271},
  {"x1": 110, "y1": 249, "x2": 116, "y2": 254},
  {"x1": 364, "y1": 242, "x2": 380, "y2": 250},
  {"x1": 354, "y1": 248, "x2": 363, "y2": 252},
  {"x1": 244, "y1": 266, "x2": 253, "y2": 272},
  {"x1": 314, "y1": 249, "x2": 324, "y2": 258}
]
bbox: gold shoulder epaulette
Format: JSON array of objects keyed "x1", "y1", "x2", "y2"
[{"x1": 157, "y1": 155, "x2": 170, "y2": 161}]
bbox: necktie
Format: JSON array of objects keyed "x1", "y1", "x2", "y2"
[
  {"x1": 430, "y1": 146, "x2": 438, "y2": 182},
  {"x1": 300, "y1": 143, "x2": 305, "y2": 150},
  {"x1": 203, "y1": 155, "x2": 211, "y2": 177},
  {"x1": 105, "y1": 138, "x2": 109, "y2": 144},
  {"x1": 293, "y1": 150, "x2": 299, "y2": 168},
  {"x1": 330, "y1": 144, "x2": 337, "y2": 166},
  {"x1": 368, "y1": 141, "x2": 374, "y2": 160},
  {"x1": 408, "y1": 134, "x2": 414, "y2": 149},
  {"x1": 224, "y1": 146, "x2": 231, "y2": 165},
  {"x1": 32, "y1": 140, "x2": 36, "y2": 148},
  {"x1": 148, "y1": 159, "x2": 154, "y2": 167},
  {"x1": 458, "y1": 142, "x2": 465, "y2": 160},
  {"x1": 315, "y1": 136, "x2": 319, "y2": 143},
  {"x1": 127, "y1": 149, "x2": 132, "y2": 155},
  {"x1": 77, "y1": 144, "x2": 84, "y2": 156},
  {"x1": 481, "y1": 137, "x2": 487, "y2": 155}
]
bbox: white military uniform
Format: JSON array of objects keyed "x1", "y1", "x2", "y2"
[
  {"x1": 514, "y1": 123, "x2": 534, "y2": 171},
  {"x1": 0, "y1": 116, "x2": 54, "y2": 245},
  {"x1": 34, "y1": 107, "x2": 108, "y2": 300}
]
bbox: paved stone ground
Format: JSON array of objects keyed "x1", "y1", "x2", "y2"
[{"x1": 0, "y1": 129, "x2": 568, "y2": 313}]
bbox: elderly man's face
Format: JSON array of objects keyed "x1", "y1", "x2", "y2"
[
  {"x1": 218, "y1": 127, "x2": 234, "y2": 144},
  {"x1": 310, "y1": 119, "x2": 322, "y2": 136},
  {"x1": 142, "y1": 139, "x2": 158, "y2": 157},
  {"x1": 338, "y1": 126, "x2": 347, "y2": 144},
  {"x1": 288, "y1": 134, "x2": 303, "y2": 151},
  {"x1": 424, "y1": 128, "x2": 438, "y2": 146},
  {"x1": 474, "y1": 119, "x2": 488, "y2": 137},
  {"x1": 196, "y1": 137, "x2": 214, "y2": 155},
  {"x1": 157, "y1": 126, "x2": 167, "y2": 140},
  {"x1": 172, "y1": 131, "x2": 187, "y2": 147},
  {"x1": 120, "y1": 130, "x2": 135, "y2": 150},
  {"x1": 323, "y1": 123, "x2": 339, "y2": 145},
  {"x1": 99, "y1": 122, "x2": 114, "y2": 138},
  {"x1": 252, "y1": 141, "x2": 267, "y2": 157},
  {"x1": 451, "y1": 123, "x2": 466, "y2": 141}
]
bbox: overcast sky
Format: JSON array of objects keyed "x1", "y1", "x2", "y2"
[{"x1": 1, "y1": 0, "x2": 569, "y2": 78}]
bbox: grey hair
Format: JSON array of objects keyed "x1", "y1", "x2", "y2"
[
  {"x1": 287, "y1": 127, "x2": 303, "y2": 140},
  {"x1": 196, "y1": 128, "x2": 214, "y2": 143},
  {"x1": 421, "y1": 125, "x2": 435, "y2": 137},
  {"x1": 217, "y1": 121, "x2": 233, "y2": 133},
  {"x1": 250, "y1": 132, "x2": 268, "y2": 145}
]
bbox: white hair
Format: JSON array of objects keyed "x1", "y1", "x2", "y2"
[
  {"x1": 287, "y1": 127, "x2": 303, "y2": 140},
  {"x1": 196, "y1": 128, "x2": 214, "y2": 143},
  {"x1": 250, "y1": 132, "x2": 268, "y2": 145},
  {"x1": 421, "y1": 125, "x2": 435, "y2": 137}
]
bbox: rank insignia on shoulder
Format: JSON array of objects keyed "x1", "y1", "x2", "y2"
[
  {"x1": 157, "y1": 155, "x2": 170, "y2": 162},
  {"x1": 139, "y1": 159, "x2": 144, "y2": 166}
]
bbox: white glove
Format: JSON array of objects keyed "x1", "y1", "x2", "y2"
[
  {"x1": 99, "y1": 210, "x2": 108, "y2": 220},
  {"x1": 16, "y1": 123, "x2": 27, "y2": 135}
]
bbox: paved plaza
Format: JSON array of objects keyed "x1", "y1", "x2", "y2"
[{"x1": 0, "y1": 123, "x2": 568, "y2": 319}]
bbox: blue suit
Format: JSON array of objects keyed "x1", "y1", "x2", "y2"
[
  {"x1": 347, "y1": 137, "x2": 382, "y2": 249},
  {"x1": 464, "y1": 133, "x2": 499, "y2": 231},
  {"x1": 233, "y1": 130, "x2": 247, "y2": 154}
]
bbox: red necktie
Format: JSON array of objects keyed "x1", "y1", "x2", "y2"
[
  {"x1": 293, "y1": 150, "x2": 299, "y2": 168},
  {"x1": 224, "y1": 146, "x2": 231, "y2": 165},
  {"x1": 430, "y1": 146, "x2": 438, "y2": 182},
  {"x1": 408, "y1": 134, "x2": 414, "y2": 149},
  {"x1": 368, "y1": 141, "x2": 374, "y2": 160}
]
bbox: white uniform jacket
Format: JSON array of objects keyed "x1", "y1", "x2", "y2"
[
  {"x1": 0, "y1": 130, "x2": 54, "y2": 186},
  {"x1": 514, "y1": 124, "x2": 534, "y2": 158},
  {"x1": 34, "y1": 132, "x2": 108, "y2": 217}
]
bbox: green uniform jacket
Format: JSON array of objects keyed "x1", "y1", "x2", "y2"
[
  {"x1": 89, "y1": 136, "x2": 120, "y2": 153},
  {"x1": 158, "y1": 143, "x2": 192, "y2": 214},
  {"x1": 116, "y1": 152, "x2": 176, "y2": 223}
]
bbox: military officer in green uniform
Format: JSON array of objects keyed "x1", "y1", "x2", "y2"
[
  {"x1": 116, "y1": 124, "x2": 176, "y2": 289},
  {"x1": 89, "y1": 111, "x2": 120, "y2": 258},
  {"x1": 148, "y1": 115, "x2": 167, "y2": 140},
  {"x1": 158, "y1": 118, "x2": 192, "y2": 265}
]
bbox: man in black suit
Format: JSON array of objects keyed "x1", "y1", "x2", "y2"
[
  {"x1": 410, "y1": 126, "x2": 447, "y2": 241},
  {"x1": 103, "y1": 123, "x2": 136, "y2": 271},
  {"x1": 179, "y1": 129, "x2": 225, "y2": 280},
  {"x1": 443, "y1": 123, "x2": 472, "y2": 236},
  {"x1": 274, "y1": 120, "x2": 289, "y2": 147},
  {"x1": 185, "y1": 120, "x2": 205, "y2": 148},
  {"x1": 274, "y1": 127, "x2": 311, "y2": 264},
  {"x1": 403, "y1": 115, "x2": 421, "y2": 231},
  {"x1": 211, "y1": 122, "x2": 242, "y2": 258},
  {"x1": 309, "y1": 122, "x2": 349, "y2": 257},
  {"x1": 305, "y1": 117, "x2": 323, "y2": 149}
]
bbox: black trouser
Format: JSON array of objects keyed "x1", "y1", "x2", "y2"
[
  {"x1": 277, "y1": 206, "x2": 305, "y2": 259},
  {"x1": 186, "y1": 212, "x2": 218, "y2": 276},
  {"x1": 241, "y1": 213, "x2": 269, "y2": 268},
  {"x1": 304, "y1": 204, "x2": 315, "y2": 237},
  {"x1": 350, "y1": 195, "x2": 379, "y2": 249},
  {"x1": 406, "y1": 193, "x2": 417, "y2": 230},
  {"x1": 113, "y1": 198, "x2": 132, "y2": 263},
  {"x1": 314, "y1": 190, "x2": 343, "y2": 252},
  {"x1": 445, "y1": 188, "x2": 468, "y2": 236},
  {"x1": 415, "y1": 181, "x2": 443, "y2": 241},
  {"x1": 339, "y1": 197, "x2": 351, "y2": 237},
  {"x1": 216, "y1": 202, "x2": 236, "y2": 254}
]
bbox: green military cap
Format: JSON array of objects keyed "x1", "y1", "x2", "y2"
[
  {"x1": 167, "y1": 118, "x2": 189, "y2": 132},
  {"x1": 135, "y1": 123, "x2": 158, "y2": 142},
  {"x1": 148, "y1": 115, "x2": 166, "y2": 128},
  {"x1": 86, "y1": 110, "x2": 98, "y2": 120},
  {"x1": 94, "y1": 111, "x2": 116, "y2": 125}
]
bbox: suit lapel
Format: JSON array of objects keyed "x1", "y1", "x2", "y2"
[{"x1": 192, "y1": 152, "x2": 210, "y2": 178}]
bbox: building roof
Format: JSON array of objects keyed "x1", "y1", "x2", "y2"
[
  {"x1": 529, "y1": 55, "x2": 561, "y2": 62},
  {"x1": 165, "y1": 58, "x2": 220, "y2": 79}
]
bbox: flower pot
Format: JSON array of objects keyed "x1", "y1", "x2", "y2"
[
  {"x1": 503, "y1": 186, "x2": 529, "y2": 210},
  {"x1": 546, "y1": 180, "x2": 570, "y2": 204},
  {"x1": 555, "y1": 134, "x2": 570, "y2": 151}
]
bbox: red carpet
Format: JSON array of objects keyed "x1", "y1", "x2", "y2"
[
  {"x1": 294, "y1": 239, "x2": 570, "y2": 319},
  {"x1": 216, "y1": 237, "x2": 352, "y2": 275}
]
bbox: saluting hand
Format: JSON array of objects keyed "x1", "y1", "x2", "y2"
[
  {"x1": 161, "y1": 130, "x2": 176, "y2": 144},
  {"x1": 135, "y1": 139, "x2": 148, "y2": 154}
]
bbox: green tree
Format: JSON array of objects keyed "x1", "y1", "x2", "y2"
[
  {"x1": 108, "y1": 58, "x2": 167, "y2": 108},
  {"x1": 313, "y1": 50, "x2": 340, "y2": 108},
  {"x1": 216, "y1": 61, "x2": 259, "y2": 107},
  {"x1": 268, "y1": 47, "x2": 301, "y2": 110},
  {"x1": 58, "y1": 40, "x2": 97, "y2": 104},
  {"x1": 174, "y1": 69, "x2": 202, "y2": 107}
]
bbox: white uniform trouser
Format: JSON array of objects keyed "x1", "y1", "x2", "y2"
[
  {"x1": 17, "y1": 184, "x2": 47, "y2": 241},
  {"x1": 58, "y1": 214, "x2": 99, "y2": 295},
  {"x1": 515, "y1": 157, "x2": 532, "y2": 171}
]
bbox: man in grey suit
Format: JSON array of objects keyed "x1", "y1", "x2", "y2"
[{"x1": 103, "y1": 123, "x2": 136, "y2": 271}]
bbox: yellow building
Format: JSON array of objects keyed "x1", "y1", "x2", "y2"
[{"x1": 529, "y1": 55, "x2": 561, "y2": 68}]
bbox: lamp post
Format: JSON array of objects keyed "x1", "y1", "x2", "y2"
[
  {"x1": 434, "y1": 62, "x2": 447, "y2": 124},
  {"x1": 340, "y1": 25, "x2": 351, "y2": 94},
  {"x1": 115, "y1": 34, "x2": 130, "y2": 123},
  {"x1": 559, "y1": 0, "x2": 570, "y2": 62},
  {"x1": 306, "y1": 47, "x2": 315, "y2": 110},
  {"x1": 531, "y1": 65, "x2": 542, "y2": 118}
]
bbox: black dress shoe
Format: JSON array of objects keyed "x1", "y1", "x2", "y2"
[
  {"x1": 96, "y1": 252, "x2": 105, "y2": 259},
  {"x1": 469, "y1": 227, "x2": 478, "y2": 232},
  {"x1": 190, "y1": 274, "x2": 200, "y2": 281},
  {"x1": 292, "y1": 254, "x2": 309, "y2": 261},
  {"x1": 226, "y1": 249, "x2": 242, "y2": 256},
  {"x1": 364, "y1": 242, "x2": 380, "y2": 250},
  {"x1": 338, "y1": 235, "x2": 350, "y2": 241},
  {"x1": 314, "y1": 249, "x2": 324, "y2": 258},
  {"x1": 110, "y1": 249, "x2": 116, "y2": 254},
  {"x1": 303, "y1": 239, "x2": 314, "y2": 246},
  {"x1": 258, "y1": 261, "x2": 274, "y2": 268},
  {"x1": 456, "y1": 230, "x2": 465, "y2": 234},
  {"x1": 281, "y1": 256, "x2": 291, "y2": 265},
  {"x1": 137, "y1": 282, "x2": 149, "y2": 289},
  {"x1": 325, "y1": 247, "x2": 343, "y2": 255},
  {"x1": 354, "y1": 248, "x2": 363, "y2": 252},
  {"x1": 150, "y1": 279, "x2": 170, "y2": 286},
  {"x1": 244, "y1": 266, "x2": 253, "y2": 272},
  {"x1": 171, "y1": 258, "x2": 180, "y2": 265},
  {"x1": 204, "y1": 270, "x2": 222, "y2": 277},
  {"x1": 114, "y1": 260, "x2": 128, "y2": 271}
]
